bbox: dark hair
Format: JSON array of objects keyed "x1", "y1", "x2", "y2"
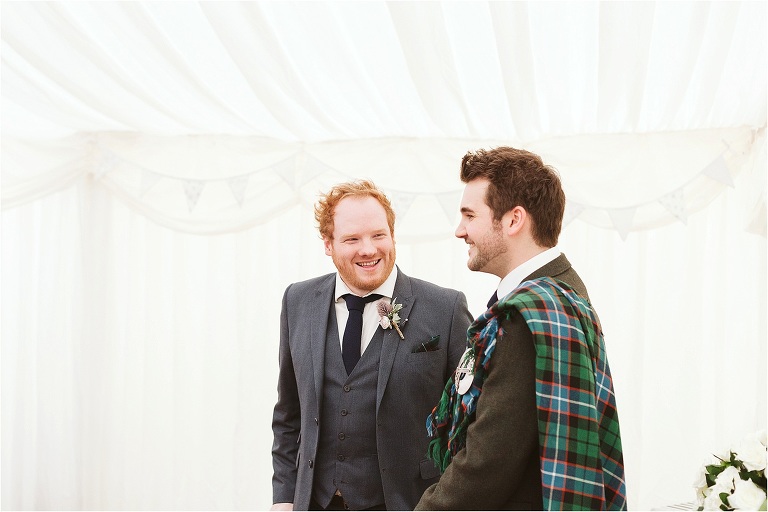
[
  {"x1": 314, "y1": 180, "x2": 396, "y2": 240},
  {"x1": 460, "y1": 146, "x2": 565, "y2": 247}
]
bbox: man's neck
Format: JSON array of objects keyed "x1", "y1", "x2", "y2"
[
  {"x1": 496, "y1": 246, "x2": 560, "y2": 299},
  {"x1": 499, "y1": 241, "x2": 550, "y2": 278}
]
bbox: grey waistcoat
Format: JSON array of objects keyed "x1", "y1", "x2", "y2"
[{"x1": 312, "y1": 324, "x2": 386, "y2": 509}]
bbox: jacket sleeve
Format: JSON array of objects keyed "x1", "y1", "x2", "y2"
[
  {"x1": 271, "y1": 286, "x2": 300, "y2": 504},
  {"x1": 416, "y1": 313, "x2": 541, "y2": 510}
]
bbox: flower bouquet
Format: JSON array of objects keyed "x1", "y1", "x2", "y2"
[{"x1": 694, "y1": 430, "x2": 767, "y2": 510}]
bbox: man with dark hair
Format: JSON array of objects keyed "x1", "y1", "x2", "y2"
[
  {"x1": 416, "y1": 147, "x2": 627, "y2": 510},
  {"x1": 271, "y1": 180, "x2": 473, "y2": 511}
]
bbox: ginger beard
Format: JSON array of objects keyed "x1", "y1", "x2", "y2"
[{"x1": 330, "y1": 244, "x2": 396, "y2": 294}]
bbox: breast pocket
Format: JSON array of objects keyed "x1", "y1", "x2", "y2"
[{"x1": 406, "y1": 347, "x2": 442, "y2": 365}]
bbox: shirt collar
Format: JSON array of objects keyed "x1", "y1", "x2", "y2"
[
  {"x1": 334, "y1": 266, "x2": 398, "y2": 302},
  {"x1": 496, "y1": 246, "x2": 561, "y2": 300}
]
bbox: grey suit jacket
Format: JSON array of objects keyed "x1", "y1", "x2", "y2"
[
  {"x1": 272, "y1": 267, "x2": 473, "y2": 510},
  {"x1": 416, "y1": 253, "x2": 593, "y2": 511}
]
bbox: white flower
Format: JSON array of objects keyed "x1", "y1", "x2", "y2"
[
  {"x1": 694, "y1": 464, "x2": 708, "y2": 488},
  {"x1": 728, "y1": 477, "x2": 767, "y2": 510},
  {"x1": 379, "y1": 316, "x2": 391, "y2": 329},
  {"x1": 694, "y1": 465, "x2": 709, "y2": 507},
  {"x1": 714, "y1": 446, "x2": 733, "y2": 463},
  {"x1": 702, "y1": 483, "x2": 731, "y2": 510},
  {"x1": 733, "y1": 432, "x2": 768, "y2": 472},
  {"x1": 695, "y1": 489, "x2": 705, "y2": 509},
  {"x1": 715, "y1": 465, "x2": 742, "y2": 491},
  {"x1": 696, "y1": 431, "x2": 767, "y2": 511},
  {"x1": 696, "y1": 487, "x2": 706, "y2": 510}
]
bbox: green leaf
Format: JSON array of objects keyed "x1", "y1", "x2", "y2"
[
  {"x1": 718, "y1": 491, "x2": 732, "y2": 510},
  {"x1": 707, "y1": 464, "x2": 726, "y2": 477}
]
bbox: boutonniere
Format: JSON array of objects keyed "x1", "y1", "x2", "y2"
[{"x1": 377, "y1": 297, "x2": 405, "y2": 339}]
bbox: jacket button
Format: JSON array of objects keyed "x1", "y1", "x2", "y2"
[
  {"x1": 341, "y1": 409, "x2": 348, "y2": 416},
  {"x1": 338, "y1": 432, "x2": 346, "y2": 440},
  {"x1": 337, "y1": 454, "x2": 345, "y2": 461},
  {"x1": 308, "y1": 459, "x2": 314, "y2": 468},
  {"x1": 343, "y1": 385, "x2": 350, "y2": 392}
]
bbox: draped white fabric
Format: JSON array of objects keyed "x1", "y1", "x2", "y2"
[{"x1": 1, "y1": 1, "x2": 766, "y2": 510}]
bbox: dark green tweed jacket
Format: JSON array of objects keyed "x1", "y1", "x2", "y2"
[{"x1": 416, "y1": 253, "x2": 591, "y2": 511}]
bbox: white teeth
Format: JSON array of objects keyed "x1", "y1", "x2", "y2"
[{"x1": 357, "y1": 260, "x2": 379, "y2": 267}]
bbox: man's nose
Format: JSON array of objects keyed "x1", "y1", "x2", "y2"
[{"x1": 359, "y1": 238, "x2": 377, "y2": 254}]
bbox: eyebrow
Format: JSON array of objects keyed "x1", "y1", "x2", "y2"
[
  {"x1": 339, "y1": 228, "x2": 390, "y2": 238},
  {"x1": 460, "y1": 207, "x2": 475, "y2": 214}
]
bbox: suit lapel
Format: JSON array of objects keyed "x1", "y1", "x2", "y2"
[
  {"x1": 376, "y1": 268, "x2": 413, "y2": 413},
  {"x1": 311, "y1": 276, "x2": 336, "y2": 408}
]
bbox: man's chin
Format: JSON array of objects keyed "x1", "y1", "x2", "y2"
[
  {"x1": 355, "y1": 275, "x2": 385, "y2": 291},
  {"x1": 353, "y1": 266, "x2": 393, "y2": 292}
]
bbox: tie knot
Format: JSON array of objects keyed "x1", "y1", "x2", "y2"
[
  {"x1": 343, "y1": 293, "x2": 382, "y2": 312},
  {"x1": 487, "y1": 290, "x2": 499, "y2": 309}
]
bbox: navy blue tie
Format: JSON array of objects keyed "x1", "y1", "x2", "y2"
[
  {"x1": 487, "y1": 290, "x2": 499, "y2": 309},
  {"x1": 342, "y1": 294, "x2": 382, "y2": 374}
]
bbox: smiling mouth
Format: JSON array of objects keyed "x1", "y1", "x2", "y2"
[{"x1": 356, "y1": 259, "x2": 380, "y2": 268}]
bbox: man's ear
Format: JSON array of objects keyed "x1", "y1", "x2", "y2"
[
  {"x1": 323, "y1": 238, "x2": 333, "y2": 256},
  {"x1": 504, "y1": 206, "x2": 527, "y2": 236}
]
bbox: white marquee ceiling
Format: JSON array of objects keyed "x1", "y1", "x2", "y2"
[{"x1": 2, "y1": 1, "x2": 766, "y2": 237}]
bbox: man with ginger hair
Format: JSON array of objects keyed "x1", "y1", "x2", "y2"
[{"x1": 271, "y1": 180, "x2": 472, "y2": 510}]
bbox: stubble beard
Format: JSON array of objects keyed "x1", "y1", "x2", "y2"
[{"x1": 467, "y1": 222, "x2": 506, "y2": 274}]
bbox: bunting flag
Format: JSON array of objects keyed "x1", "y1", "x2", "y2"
[
  {"x1": 301, "y1": 154, "x2": 333, "y2": 184},
  {"x1": 140, "y1": 169, "x2": 162, "y2": 197},
  {"x1": 86, "y1": 137, "x2": 756, "y2": 239},
  {"x1": 273, "y1": 156, "x2": 298, "y2": 190},
  {"x1": 388, "y1": 190, "x2": 416, "y2": 218},
  {"x1": 608, "y1": 207, "x2": 637, "y2": 241},
  {"x1": 563, "y1": 201, "x2": 585, "y2": 227},
  {"x1": 228, "y1": 175, "x2": 249, "y2": 207},
  {"x1": 658, "y1": 189, "x2": 687, "y2": 224},
  {"x1": 183, "y1": 180, "x2": 204, "y2": 212},
  {"x1": 436, "y1": 190, "x2": 462, "y2": 224},
  {"x1": 701, "y1": 154, "x2": 733, "y2": 187}
]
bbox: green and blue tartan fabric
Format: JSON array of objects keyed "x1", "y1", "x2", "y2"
[{"x1": 426, "y1": 277, "x2": 627, "y2": 510}]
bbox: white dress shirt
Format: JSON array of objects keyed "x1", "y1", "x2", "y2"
[{"x1": 333, "y1": 267, "x2": 398, "y2": 354}]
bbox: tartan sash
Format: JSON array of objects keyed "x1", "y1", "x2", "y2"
[{"x1": 426, "y1": 277, "x2": 627, "y2": 510}]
